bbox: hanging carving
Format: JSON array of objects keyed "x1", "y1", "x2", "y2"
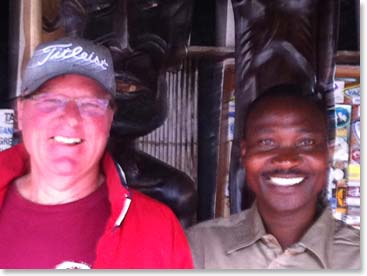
[
  {"x1": 229, "y1": 0, "x2": 340, "y2": 212},
  {"x1": 57, "y1": 0, "x2": 197, "y2": 227}
]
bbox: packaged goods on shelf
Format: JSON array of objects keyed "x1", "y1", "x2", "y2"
[{"x1": 328, "y1": 81, "x2": 360, "y2": 228}]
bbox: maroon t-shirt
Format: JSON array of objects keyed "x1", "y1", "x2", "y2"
[{"x1": 0, "y1": 182, "x2": 110, "y2": 269}]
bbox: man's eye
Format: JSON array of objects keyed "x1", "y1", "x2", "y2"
[
  {"x1": 297, "y1": 139, "x2": 315, "y2": 147},
  {"x1": 38, "y1": 97, "x2": 63, "y2": 106},
  {"x1": 80, "y1": 101, "x2": 100, "y2": 109},
  {"x1": 258, "y1": 139, "x2": 274, "y2": 146},
  {"x1": 78, "y1": 99, "x2": 109, "y2": 114}
]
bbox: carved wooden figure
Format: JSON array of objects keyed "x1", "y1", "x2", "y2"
[
  {"x1": 53, "y1": 0, "x2": 197, "y2": 227},
  {"x1": 229, "y1": 0, "x2": 340, "y2": 212}
]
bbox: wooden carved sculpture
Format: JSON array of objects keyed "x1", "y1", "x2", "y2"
[
  {"x1": 52, "y1": 0, "x2": 197, "y2": 227},
  {"x1": 229, "y1": 0, "x2": 340, "y2": 212}
]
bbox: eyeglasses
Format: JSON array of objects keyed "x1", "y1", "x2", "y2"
[{"x1": 25, "y1": 92, "x2": 114, "y2": 117}]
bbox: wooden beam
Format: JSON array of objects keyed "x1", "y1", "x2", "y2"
[
  {"x1": 188, "y1": 46, "x2": 234, "y2": 61},
  {"x1": 335, "y1": 51, "x2": 360, "y2": 65},
  {"x1": 22, "y1": 0, "x2": 42, "y2": 72},
  {"x1": 336, "y1": 65, "x2": 360, "y2": 79}
]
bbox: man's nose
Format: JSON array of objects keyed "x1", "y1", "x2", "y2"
[
  {"x1": 62, "y1": 100, "x2": 82, "y2": 126},
  {"x1": 271, "y1": 148, "x2": 302, "y2": 168}
]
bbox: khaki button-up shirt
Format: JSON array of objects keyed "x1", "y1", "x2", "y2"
[{"x1": 186, "y1": 204, "x2": 360, "y2": 269}]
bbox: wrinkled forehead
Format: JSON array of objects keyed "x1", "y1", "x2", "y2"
[
  {"x1": 36, "y1": 74, "x2": 111, "y2": 97},
  {"x1": 245, "y1": 95, "x2": 327, "y2": 131},
  {"x1": 253, "y1": 95, "x2": 318, "y2": 111}
]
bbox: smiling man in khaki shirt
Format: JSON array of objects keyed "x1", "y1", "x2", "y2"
[{"x1": 186, "y1": 84, "x2": 360, "y2": 269}]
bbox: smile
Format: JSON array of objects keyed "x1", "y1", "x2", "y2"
[
  {"x1": 269, "y1": 176, "x2": 305, "y2": 186},
  {"x1": 53, "y1": 136, "x2": 82, "y2": 145}
]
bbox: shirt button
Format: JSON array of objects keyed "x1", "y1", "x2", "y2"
[{"x1": 286, "y1": 244, "x2": 306, "y2": 255}]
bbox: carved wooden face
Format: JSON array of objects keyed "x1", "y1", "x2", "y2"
[{"x1": 59, "y1": 0, "x2": 193, "y2": 138}]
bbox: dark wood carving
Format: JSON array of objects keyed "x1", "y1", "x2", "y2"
[
  {"x1": 53, "y1": 0, "x2": 197, "y2": 227},
  {"x1": 229, "y1": 0, "x2": 340, "y2": 212}
]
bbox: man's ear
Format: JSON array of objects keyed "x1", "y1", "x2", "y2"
[
  {"x1": 240, "y1": 140, "x2": 247, "y2": 159},
  {"x1": 240, "y1": 140, "x2": 248, "y2": 168},
  {"x1": 16, "y1": 98, "x2": 24, "y2": 130},
  {"x1": 328, "y1": 141, "x2": 335, "y2": 163}
]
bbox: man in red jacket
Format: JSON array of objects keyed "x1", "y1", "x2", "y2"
[{"x1": 0, "y1": 37, "x2": 193, "y2": 269}]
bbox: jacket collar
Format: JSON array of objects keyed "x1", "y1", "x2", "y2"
[
  {"x1": 0, "y1": 144, "x2": 29, "y2": 206},
  {"x1": 101, "y1": 152, "x2": 132, "y2": 227},
  {"x1": 226, "y1": 202, "x2": 334, "y2": 268},
  {"x1": 0, "y1": 143, "x2": 131, "y2": 227}
]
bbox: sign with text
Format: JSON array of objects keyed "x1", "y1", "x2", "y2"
[{"x1": 0, "y1": 109, "x2": 14, "y2": 151}]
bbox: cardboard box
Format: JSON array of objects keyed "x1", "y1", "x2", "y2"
[
  {"x1": 349, "y1": 105, "x2": 360, "y2": 165},
  {"x1": 343, "y1": 84, "x2": 360, "y2": 105},
  {"x1": 333, "y1": 105, "x2": 352, "y2": 161},
  {"x1": 347, "y1": 164, "x2": 360, "y2": 186}
]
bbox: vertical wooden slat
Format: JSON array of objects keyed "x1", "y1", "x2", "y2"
[
  {"x1": 22, "y1": 0, "x2": 42, "y2": 72},
  {"x1": 175, "y1": 70, "x2": 179, "y2": 170},
  {"x1": 137, "y1": 57, "x2": 199, "y2": 184},
  {"x1": 193, "y1": 59, "x2": 199, "y2": 180}
]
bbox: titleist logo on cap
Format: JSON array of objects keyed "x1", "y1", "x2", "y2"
[
  {"x1": 32, "y1": 43, "x2": 109, "y2": 71},
  {"x1": 21, "y1": 37, "x2": 116, "y2": 97}
]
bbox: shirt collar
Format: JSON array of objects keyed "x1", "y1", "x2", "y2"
[
  {"x1": 226, "y1": 203, "x2": 335, "y2": 268},
  {"x1": 226, "y1": 203, "x2": 266, "y2": 254},
  {"x1": 296, "y1": 207, "x2": 335, "y2": 268}
]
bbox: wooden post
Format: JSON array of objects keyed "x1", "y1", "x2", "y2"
[{"x1": 21, "y1": 0, "x2": 42, "y2": 72}]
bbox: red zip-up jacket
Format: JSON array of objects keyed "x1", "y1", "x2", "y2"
[{"x1": 0, "y1": 144, "x2": 193, "y2": 269}]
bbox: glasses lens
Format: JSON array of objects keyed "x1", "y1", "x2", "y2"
[
  {"x1": 77, "y1": 98, "x2": 110, "y2": 116},
  {"x1": 31, "y1": 94, "x2": 66, "y2": 113},
  {"x1": 28, "y1": 93, "x2": 111, "y2": 117}
]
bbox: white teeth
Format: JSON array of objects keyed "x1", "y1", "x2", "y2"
[
  {"x1": 269, "y1": 177, "x2": 304, "y2": 186},
  {"x1": 53, "y1": 136, "x2": 82, "y2": 145}
]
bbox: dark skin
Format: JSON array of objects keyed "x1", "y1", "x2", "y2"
[{"x1": 241, "y1": 94, "x2": 331, "y2": 250}]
